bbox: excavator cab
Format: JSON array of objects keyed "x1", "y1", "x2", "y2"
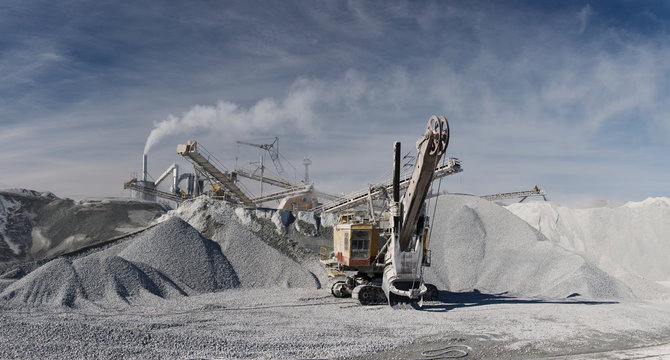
[{"x1": 330, "y1": 212, "x2": 381, "y2": 268}]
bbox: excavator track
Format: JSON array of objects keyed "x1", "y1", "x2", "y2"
[{"x1": 352, "y1": 285, "x2": 387, "y2": 306}]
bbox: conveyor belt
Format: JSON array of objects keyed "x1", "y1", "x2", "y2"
[
  {"x1": 178, "y1": 142, "x2": 256, "y2": 207},
  {"x1": 123, "y1": 179, "x2": 186, "y2": 203},
  {"x1": 316, "y1": 157, "x2": 462, "y2": 213},
  {"x1": 481, "y1": 186, "x2": 547, "y2": 202}
]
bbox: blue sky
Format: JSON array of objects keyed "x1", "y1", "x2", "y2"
[{"x1": 1, "y1": 0, "x2": 669, "y2": 204}]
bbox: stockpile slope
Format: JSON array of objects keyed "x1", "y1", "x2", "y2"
[
  {"x1": 507, "y1": 198, "x2": 670, "y2": 299},
  {"x1": 119, "y1": 217, "x2": 239, "y2": 293},
  {"x1": 165, "y1": 197, "x2": 322, "y2": 289},
  {"x1": 0, "y1": 217, "x2": 237, "y2": 308},
  {"x1": 0, "y1": 189, "x2": 166, "y2": 270},
  {"x1": 0, "y1": 258, "x2": 85, "y2": 307},
  {"x1": 425, "y1": 194, "x2": 632, "y2": 299},
  {"x1": 1, "y1": 197, "x2": 323, "y2": 309}
]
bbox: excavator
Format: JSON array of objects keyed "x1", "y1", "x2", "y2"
[{"x1": 320, "y1": 115, "x2": 450, "y2": 307}]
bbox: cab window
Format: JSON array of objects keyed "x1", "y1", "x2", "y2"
[{"x1": 350, "y1": 230, "x2": 370, "y2": 259}]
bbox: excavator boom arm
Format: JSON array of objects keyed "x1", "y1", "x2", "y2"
[{"x1": 397, "y1": 116, "x2": 449, "y2": 250}]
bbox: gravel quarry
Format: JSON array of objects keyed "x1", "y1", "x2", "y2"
[{"x1": 1, "y1": 190, "x2": 670, "y2": 359}]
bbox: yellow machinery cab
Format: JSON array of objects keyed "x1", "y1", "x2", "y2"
[{"x1": 329, "y1": 212, "x2": 381, "y2": 269}]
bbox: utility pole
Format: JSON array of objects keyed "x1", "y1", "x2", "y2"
[{"x1": 303, "y1": 157, "x2": 312, "y2": 183}]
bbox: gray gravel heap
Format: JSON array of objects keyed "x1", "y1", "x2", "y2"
[
  {"x1": 0, "y1": 217, "x2": 240, "y2": 308},
  {"x1": 166, "y1": 197, "x2": 322, "y2": 289},
  {"x1": 119, "y1": 216, "x2": 240, "y2": 294},
  {"x1": 72, "y1": 256, "x2": 187, "y2": 304},
  {"x1": 0, "y1": 255, "x2": 188, "y2": 308},
  {"x1": 424, "y1": 194, "x2": 632, "y2": 299},
  {"x1": 0, "y1": 258, "x2": 84, "y2": 307}
]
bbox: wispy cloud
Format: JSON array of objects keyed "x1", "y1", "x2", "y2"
[{"x1": 578, "y1": 4, "x2": 593, "y2": 34}]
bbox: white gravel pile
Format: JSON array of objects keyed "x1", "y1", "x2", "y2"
[
  {"x1": 161, "y1": 197, "x2": 322, "y2": 289},
  {"x1": 119, "y1": 217, "x2": 240, "y2": 293},
  {"x1": 424, "y1": 194, "x2": 632, "y2": 299},
  {"x1": 506, "y1": 198, "x2": 670, "y2": 299}
]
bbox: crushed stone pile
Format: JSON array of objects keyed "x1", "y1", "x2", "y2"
[
  {"x1": 1, "y1": 195, "x2": 324, "y2": 308},
  {"x1": 119, "y1": 217, "x2": 240, "y2": 293},
  {"x1": 0, "y1": 189, "x2": 166, "y2": 271},
  {"x1": 164, "y1": 197, "x2": 323, "y2": 289},
  {"x1": 2, "y1": 188, "x2": 649, "y2": 309},
  {"x1": 424, "y1": 194, "x2": 632, "y2": 299},
  {"x1": 506, "y1": 198, "x2": 670, "y2": 300},
  {"x1": 0, "y1": 256, "x2": 187, "y2": 308},
  {"x1": 0, "y1": 217, "x2": 239, "y2": 308},
  {"x1": 0, "y1": 258, "x2": 85, "y2": 307},
  {"x1": 72, "y1": 256, "x2": 187, "y2": 303}
]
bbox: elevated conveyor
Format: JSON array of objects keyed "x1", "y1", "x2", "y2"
[
  {"x1": 316, "y1": 157, "x2": 462, "y2": 213},
  {"x1": 481, "y1": 185, "x2": 547, "y2": 202},
  {"x1": 177, "y1": 141, "x2": 256, "y2": 207},
  {"x1": 123, "y1": 179, "x2": 185, "y2": 203},
  {"x1": 233, "y1": 167, "x2": 295, "y2": 189},
  {"x1": 251, "y1": 185, "x2": 313, "y2": 203}
]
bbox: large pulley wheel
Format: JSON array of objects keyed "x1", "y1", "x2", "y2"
[{"x1": 427, "y1": 115, "x2": 449, "y2": 156}]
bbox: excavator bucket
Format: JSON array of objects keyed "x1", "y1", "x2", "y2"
[{"x1": 384, "y1": 278, "x2": 427, "y2": 308}]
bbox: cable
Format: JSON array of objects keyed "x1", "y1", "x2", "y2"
[
  {"x1": 427, "y1": 156, "x2": 446, "y2": 249},
  {"x1": 417, "y1": 344, "x2": 472, "y2": 359}
]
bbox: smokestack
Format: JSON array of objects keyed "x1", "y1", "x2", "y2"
[
  {"x1": 172, "y1": 165, "x2": 179, "y2": 193},
  {"x1": 142, "y1": 154, "x2": 148, "y2": 181}
]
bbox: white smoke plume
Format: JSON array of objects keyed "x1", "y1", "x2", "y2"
[{"x1": 143, "y1": 78, "x2": 326, "y2": 155}]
